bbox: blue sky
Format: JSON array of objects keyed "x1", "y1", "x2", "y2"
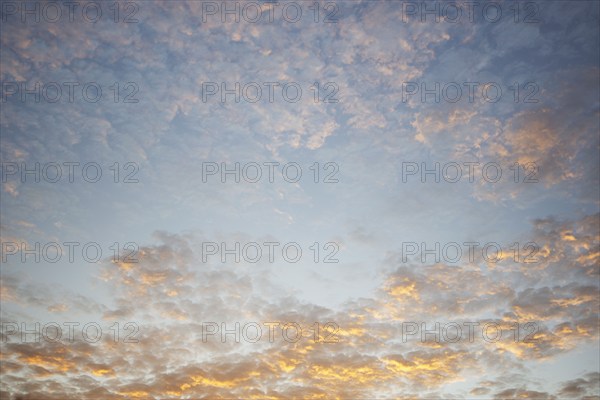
[{"x1": 1, "y1": 0, "x2": 599, "y2": 398}]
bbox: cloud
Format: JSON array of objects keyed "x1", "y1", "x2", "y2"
[{"x1": 2, "y1": 211, "x2": 598, "y2": 398}]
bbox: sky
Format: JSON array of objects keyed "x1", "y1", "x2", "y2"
[{"x1": 0, "y1": 0, "x2": 599, "y2": 398}]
